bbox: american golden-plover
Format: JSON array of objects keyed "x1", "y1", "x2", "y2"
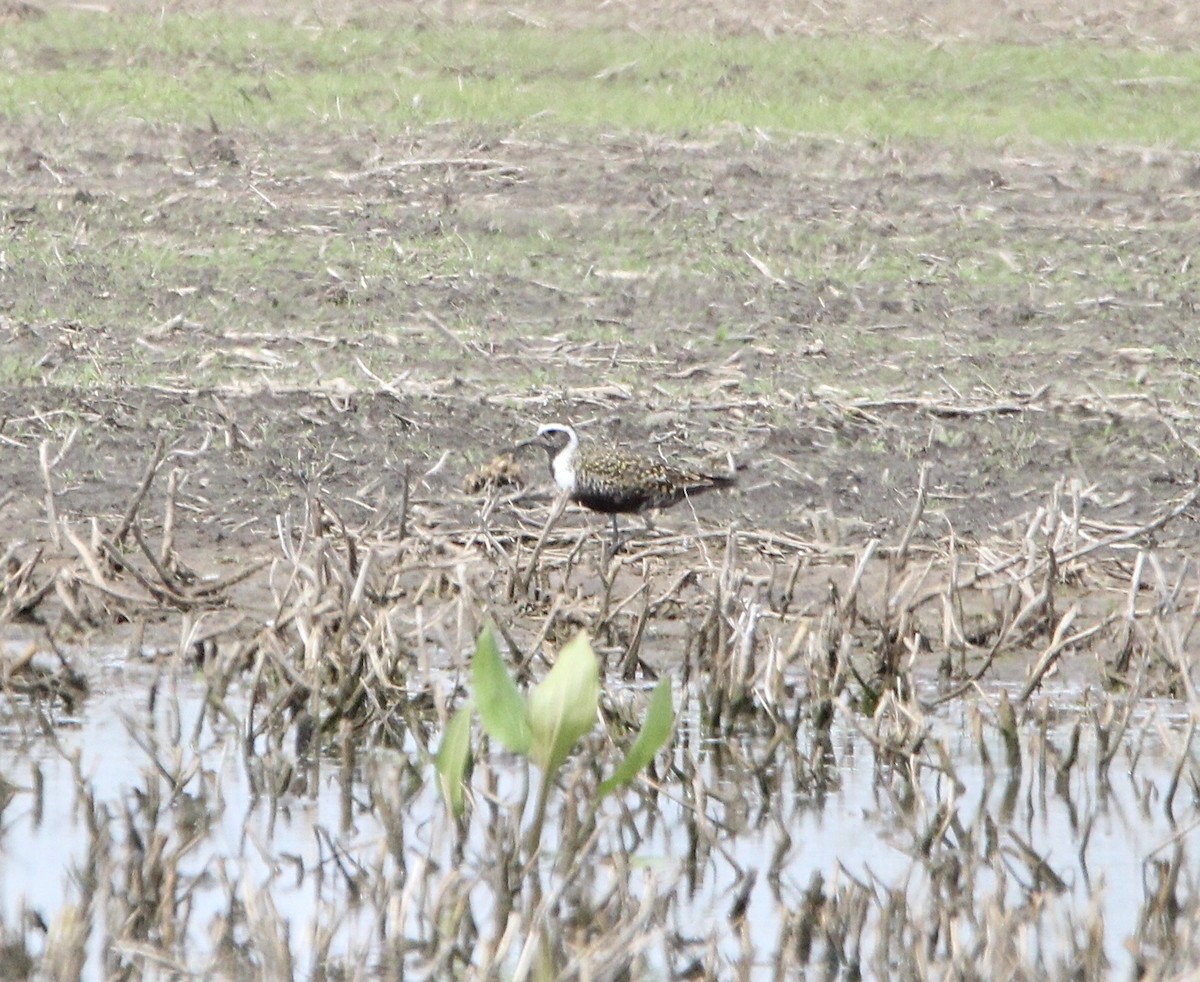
[{"x1": 516, "y1": 422, "x2": 736, "y2": 545}]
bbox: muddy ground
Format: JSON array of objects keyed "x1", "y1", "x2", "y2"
[
  {"x1": 4, "y1": 6, "x2": 1200, "y2": 982},
  {"x1": 3, "y1": 1, "x2": 1200, "y2": 686}
]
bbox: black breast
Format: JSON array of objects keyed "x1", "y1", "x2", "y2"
[{"x1": 571, "y1": 487, "x2": 655, "y2": 514}]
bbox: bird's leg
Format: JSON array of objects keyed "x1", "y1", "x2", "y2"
[{"x1": 605, "y1": 513, "x2": 639, "y2": 565}]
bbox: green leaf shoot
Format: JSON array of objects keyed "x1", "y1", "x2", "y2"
[
  {"x1": 599, "y1": 676, "x2": 675, "y2": 798},
  {"x1": 472, "y1": 622, "x2": 532, "y2": 755},
  {"x1": 435, "y1": 701, "x2": 475, "y2": 818},
  {"x1": 528, "y1": 630, "x2": 600, "y2": 776}
]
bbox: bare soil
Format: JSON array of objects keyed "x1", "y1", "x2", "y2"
[{"x1": 3, "y1": 2, "x2": 1200, "y2": 683}]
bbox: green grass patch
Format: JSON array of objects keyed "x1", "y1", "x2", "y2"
[{"x1": 3, "y1": 12, "x2": 1200, "y2": 146}]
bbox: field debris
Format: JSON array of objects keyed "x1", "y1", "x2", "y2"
[
  {"x1": 2, "y1": 414, "x2": 1199, "y2": 976},
  {"x1": 462, "y1": 451, "x2": 527, "y2": 495},
  {"x1": 3, "y1": 0, "x2": 1200, "y2": 975}
]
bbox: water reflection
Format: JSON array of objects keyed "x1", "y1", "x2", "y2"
[{"x1": 0, "y1": 663, "x2": 1195, "y2": 979}]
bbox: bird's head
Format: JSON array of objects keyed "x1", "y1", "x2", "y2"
[{"x1": 515, "y1": 423, "x2": 577, "y2": 460}]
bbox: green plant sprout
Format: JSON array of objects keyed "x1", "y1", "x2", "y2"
[{"x1": 435, "y1": 623, "x2": 675, "y2": 853}]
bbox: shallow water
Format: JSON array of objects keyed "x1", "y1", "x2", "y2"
[
  {"x1": 0, "y1": 658, "x2": 1195, "y2": 978},
  {"x1": 672, "y1": 692, "x2": 1194, "y2": 974},
  {"x1": 2, "y1": 667, "x2": 384, "y2": 974}
]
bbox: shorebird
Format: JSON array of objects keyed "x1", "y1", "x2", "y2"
[{"x1": 515, "y1": 423, "x2": 736, "y2": 547}]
